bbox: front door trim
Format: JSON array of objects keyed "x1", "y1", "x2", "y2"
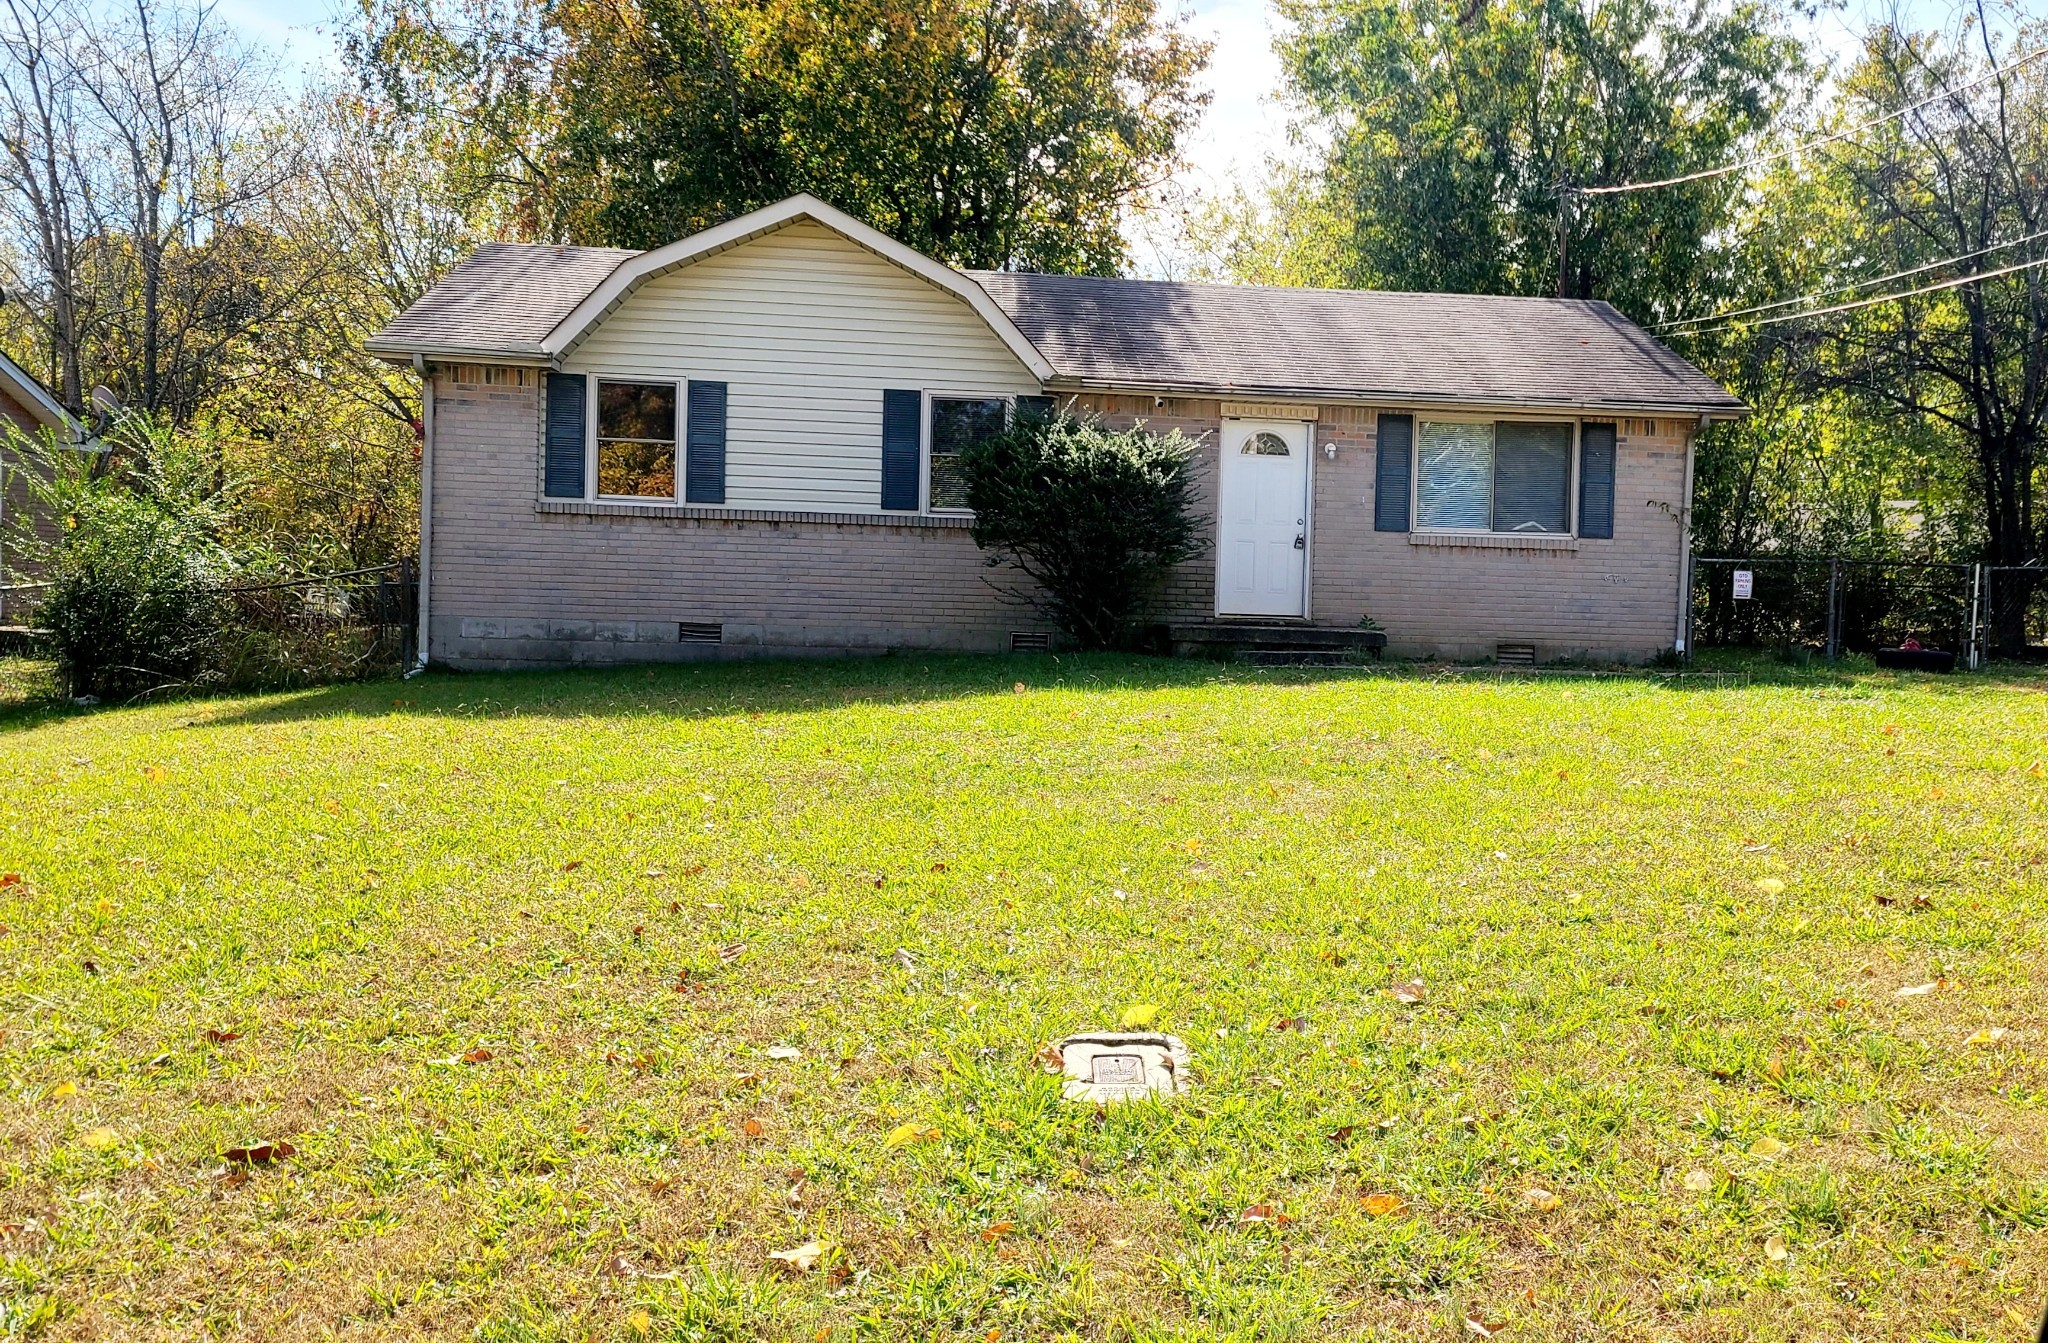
[{"x1": 1214, "y1": 416, "x2": 1313, "y2": 619}]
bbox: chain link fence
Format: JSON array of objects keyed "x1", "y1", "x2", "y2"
[{"x1": 1688, "y1": 555, "x2": 2047, "y2": 665}]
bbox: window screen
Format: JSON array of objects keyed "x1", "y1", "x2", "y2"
[
  {"x1": 596, "y1": 380, "x2": 677, "y2": 498},
  {"x1": 929, "y1": 397, "x2": 1005, "y2": 510},
  {"x1": 1417, "y1": 419, "x2": 1577, "y2": 533},
  {"x1": 1416, "y1": 421, "x2": 1493, "y2": 530},
  {"x1": 1493, "y1": 422, "x2": 1572, "y2": 532}
]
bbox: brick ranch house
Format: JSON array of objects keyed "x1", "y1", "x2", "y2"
[
  {"x1": 0, "y1": 352, "x2": 90, "y2": 623},
  {"x1": 368, "y1": 194, "x2": 1745, "y2": 668}
]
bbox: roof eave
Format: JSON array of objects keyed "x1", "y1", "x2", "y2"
[{"x1": 1043, "y1": 376, "x2": 1747, "y2": 419}]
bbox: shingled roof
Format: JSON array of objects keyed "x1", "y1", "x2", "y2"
[
  {"x1": 969, "y1": 272, "x2": 1742, "y2": 416},
  {"x1": 368, "y1": 225, "x2": 1742, "y2": 416},
  {"x1": 367, "y1": 242, "x2": 636, "y2": 362}
]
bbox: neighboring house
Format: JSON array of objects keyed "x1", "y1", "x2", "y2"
[
  {"x1": 0, "y1": 352, "x2": 88, "y2": 623},
  {"x1": 368, "y1": 194, "x2": 1744, "y2": 668}
]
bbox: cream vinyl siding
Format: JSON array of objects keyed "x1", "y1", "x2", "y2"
[{"x1": 562, "y1": 220, "x2": 1042, "y2": 513}]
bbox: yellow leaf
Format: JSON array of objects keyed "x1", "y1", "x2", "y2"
[
  {"x1": 1683, "y1": 1168, "x2": 1713, "y2": 1192},
  {"x1": 1753, "y1": 877, "x2": 1785, "y2": 896},
  {"x1": 627, "y1": 1308, "x2": 652, "y2": 1335},
  {"x1": 1522, "y1": 1187, "x2": 1562, "y2": 1211},
  {"x1": 321, "y1": 797, "x2": 341, "y2": 815},
  {"x1": 142, "y1": 765, "x2": 167, "y2": 782},
  {"x1": 1764, "y1": 1233, "x2": 1788, "y2": 1262},
  {"x1": 79, "y1": 1127, "x2": 118, "y2": 1150},
  {"x1": 1360, "y1": 1193, "x2": 1407, "y2": 1216},
  {"x1": 1748, "y1": 1136, "x2": 1788, "y2": 1159},
  {"x1": 1120, "y1": 1003, "x2": 1161, "y2": 1029},
  {"x1": 885, "y1": 1122, "x2": 940, "y2": 1148},
  {"x1": 48, "y1": 1081, "x2": 77, "y2": 1099},
  {"x1": 1964, "y1": 1027, "x2": 2010, "y2": 1047},
  {"x1": 770, "y1": 1240, "x2": 823, "y2": 1271}
]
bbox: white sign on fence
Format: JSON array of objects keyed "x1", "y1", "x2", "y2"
[{"x1": 1732, "y1": 569, "x2": 1754, "y2": 600}]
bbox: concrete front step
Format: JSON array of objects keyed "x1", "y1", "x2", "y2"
[{"x1": 1168, "y1": 622, "x2": 1387, "y2": 660}]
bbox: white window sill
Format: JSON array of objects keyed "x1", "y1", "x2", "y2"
[
  {"x1": 1408, "y1": 530, "x2": 1579, "y2": 551},
  {"x1": 537, "y1": 498, "x2": 974, "y2": 529}
]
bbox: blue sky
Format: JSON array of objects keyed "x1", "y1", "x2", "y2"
[{"x1": 232, "y1": 0, "x2": 2001, "y2": 246}]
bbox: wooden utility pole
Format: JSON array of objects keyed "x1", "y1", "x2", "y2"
[{"x1": 1557, "y1": 182, "x2": 1572, "y2": 298}]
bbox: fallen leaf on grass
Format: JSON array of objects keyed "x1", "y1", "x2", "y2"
[
  {"x1": 1894, "y1": 981, "x2": 1939, "y2": 997},
  {"x1": 562, "y1": 859, "x2": 583, "y2": 871},
  {"x1": 1753, "y1": 877, "x2": 1785, "y2": 896},
  {"x1": 1238, "y1": 1203, "x2": 1292, "y2": 1226},
  {"x1": 79, "y1": 1127, "x2": 118, "y2": 1150},
  {"x1": 142, "y1": 766, "x2": 168, "y2": 783},
  {"x1": 1964, "y1": 1027, "x2": 2011, "y2": 1046},
  {"x1": 717, "y1": 942, "x2": 746, "y2": 963},
  {"x1": 204, "y1": 1028, "x2": 242, "y2": 1043},
  {"x1": 743, "y1": 1119, "x2": 764, "y2": 1137},
  {"x1": 769, "y1": 1240, "x2": 823, "y2": 1272},
  {"x1": 1521, "y1": 1187, "x2": 1562, "y2": 1211},
  {"x1": 321, "y1": 797, "x2": 342, "y2": 816},
  {"x1": 1361, "y1": 1193, "x2": 1407, "y2": 1216},
  {"x1": 627, "y1": 1308, "x2": 652, "y2": 1335},
  {"x1": 223, "y1": 1140, "x2": 296, "y2": 1165},
  {"x1": 47, "y1": 1081, "x2": 77, "y2": 1099},
  {"x1": 1035, "y1": 1045, "x2": 1064, "y2": 1072},
  {"x1": 765, "y1": 1045, "x2": 801, "y2": 1060},
  {"x1": 1683, "y1": 1168, "x2": 1713, "y2": 1192},
  {"x1": 0, "y1": 873, "x2": 21, "y2": 889},
  {"x1": 1384, "y1": 979, "x2": 1427, "y2": 1004},
  {"x1": 1271, "y1": 1016, "x2": 1308, "y2": 1032},
  {"x1": 980, "y1": 1221, "x2": 1015, "y2": 1242},
  {"x1": 459, "y1": 1048, "x2": 493, "y2": 1064},
  {"x1": 1327, "y1": 1125, "x2": 1356, "y2": 1144},
  {"x1": 1764, "y1": 1233, "x2": 1788, "y2": 1262},
  {"x1": 885, "y1": 1123, "x2": 941, "y2": 1148},
  {"x1": 1120, "y1": 1003, "x2": 1161, "y2": 1029},
  {"x1": 1748, "y1": 1136, "x2": 1788, "y2": 1158},
  {"x1": 1464, "y1": 1313, "x2": 1506, "y2": 1338}
]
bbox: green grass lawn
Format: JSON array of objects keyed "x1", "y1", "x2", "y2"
[{"x1": 3, "y1": 654, "x2": 2045, "y2": 1341}]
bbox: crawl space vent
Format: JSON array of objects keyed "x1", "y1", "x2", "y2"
[
  {"x1": 1496, "y1": 642, "x2": 1536, "y2": 666},
  {"x1": 677, "y1": 621, "x2": 724, "y2": 644},
  {"x1": 1010, "y1": 631, "x2": 1052, "y2": 653}
]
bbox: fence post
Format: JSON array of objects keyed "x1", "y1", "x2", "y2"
[
  {"x1": 398, "y1": 556, "x2": 416, "y2": 669},
  {"x1": 1824, "y1": 556, "x2": 1841, "y2": 662},
  {"x1": 1968, "y1": 563, "x2": 1983, "y2": 670}
]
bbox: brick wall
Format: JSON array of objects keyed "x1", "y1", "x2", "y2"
[
  {"x1": 426, "y1": 367, "x2": 1054, "y2": 669},
  {"x1": 428, "y1": 373, "x2": 1692, "y2": 669},
  {"x1": 1069, "y1": 394, "x2": 1692, "y2": 663}
]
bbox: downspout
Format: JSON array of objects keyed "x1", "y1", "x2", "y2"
[
  {"x1": 405, "y1": 355, "x2": 434, "y2": 677},
  {"x1": 1675, "y1": 417, "x2": 1702, "y2": 655}
]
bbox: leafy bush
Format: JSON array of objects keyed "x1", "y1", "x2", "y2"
[
  {"x1": 10, "y1": 419, "x2": 236, "y2": 700},
  {"x1": 960, "y1": 413, "x2": 1207, "y2": 649}
]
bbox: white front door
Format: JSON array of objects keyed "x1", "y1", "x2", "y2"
[{"x1": 1216, "y1": 418, "x2": 1310, "y2": 617}]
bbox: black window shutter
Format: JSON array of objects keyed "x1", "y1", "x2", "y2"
[
  {"x1": 1374, "y1": 413, "x2": 1413, "y2": 532},
  {"x1": 543, "y1": 372, "x2": 586, "y2": 499},
  {"x1": 685, "y1": 380, "x2": 727, "y2": 504},
  {"x1": 881, "y1": 389, "x2": 921, "y2": 511},
  {"x1": 1579, "y1": 422, "x2": 1616, "y2": 538},
  {"x1": 1014, "y1": 394, "x2": 1056, "y2": 425}
]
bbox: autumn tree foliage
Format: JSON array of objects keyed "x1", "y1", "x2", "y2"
[{"x1": 347, "y1": 0, "x2": 1210, "y2": 271}]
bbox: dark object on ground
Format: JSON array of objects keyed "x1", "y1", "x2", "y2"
[{"x1": 1874, "y1": 646, "x2": 1957, "y2": 673}]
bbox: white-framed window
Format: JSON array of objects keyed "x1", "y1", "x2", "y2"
[
  {"x1": 592, "y1": 378, "x2": 681, "y2": 500},
  {"x1": 1415, "y1": 417, "x2": 1576, "y2": 535},
  {"x1": 924, "y1": 394, "x2": 1055, "y2": 512}
]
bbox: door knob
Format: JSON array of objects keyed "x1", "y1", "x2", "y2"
[{"x1": 1294, "y1": 534, "x2": 1306, "y2": 550}]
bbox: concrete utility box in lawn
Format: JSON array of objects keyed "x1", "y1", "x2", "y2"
[{"x1": 1058, "y1": 1033, "x2": 1192, "y2": 1103}]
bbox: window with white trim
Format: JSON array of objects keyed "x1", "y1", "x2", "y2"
[
  {"x1": 928, "y1": 397, "x2": 1007, "y2": 510},
  {"x1": 1416, "y1": 419, "x2": 1574, "y2": 534},
  {"x1": 595, "y1": 380, "x2": 678, "y2": 499}
]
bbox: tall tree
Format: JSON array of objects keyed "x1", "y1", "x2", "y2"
[
  {"x1": 1247, "y1": 0, "x2": 1803, "y2": 320},
  {"x1": 348, "y1": 0, "x2": 1211, "y2": 271},
  {"x1": 1802, "y1": 18, "x2": 2048, "y2": 650}
]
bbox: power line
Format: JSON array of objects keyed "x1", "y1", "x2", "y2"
[
  {"x1": 1576, "y1": 44, "x2": 2047, "y2": 198},
  {"x1": 1677, "y1": 252, "x2": 2048, "y2": 337},
  {"x1": 1655, "y1": 228, "x2": 2048, "y2": 332}
]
